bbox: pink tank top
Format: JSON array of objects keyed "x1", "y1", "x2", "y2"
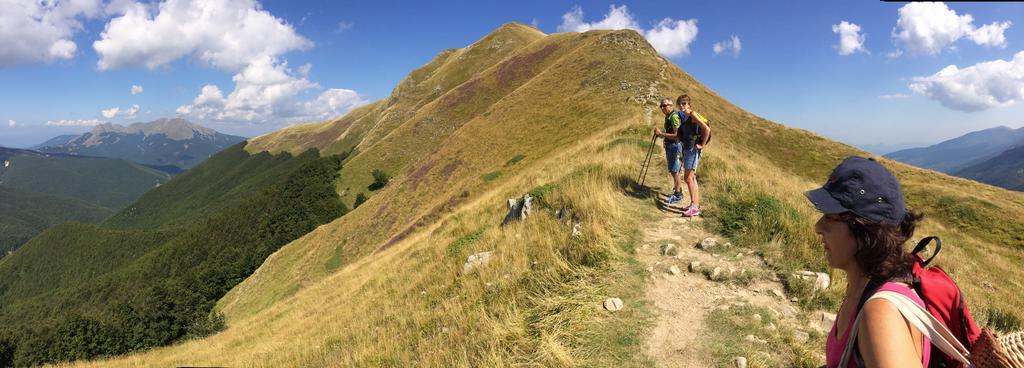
[{"x1": 824, "y1": 282, "x2": 931, "y2": 368}]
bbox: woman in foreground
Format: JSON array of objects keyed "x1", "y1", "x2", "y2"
[{"x1": 805, "y1": 156, "x2": 930, "y2": 367}]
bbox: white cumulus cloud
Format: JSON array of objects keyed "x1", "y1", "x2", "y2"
[
  {"x1": 557, "y1": 5, "x2": 698, "y2": 58},
  {"x1": 45, "y1": 119, "x2": 103, "y2": 127},
  {"x1": 892, "y1": 2, "x2": 1011, "y2": 56},
  {"x1": 131, "y1": 84, "x2": 143, "y2": 95},
  {"x1": 712, "y1": 35, "x2": 741, "y2": 57},
  {"x1": 557, "y1": 5, "x2": 640, "y2": 33},
  {"x1": 101, "y1": 104, "x2": 140, "y2": 119},
  {"x1": 645, "y1": 18, "x2": 699, "y2": 57},
  {"x1": 0, "y1": 0, "x2": 103, "y2": 65},
  {"x1": 175, "y1": 57, "x2": 368, "y2": 124},
  {"x1": 93, "y1": 0, "x2": 312, "y2": 71},
  {"x1": 832, "y1": 21, "x2": 867, "y2": 55},
  {"x1": 101, "y1": 107, "x2": 119, "y2": 119},
  {"x1": 8, "y1": 120, "x2": 16, "y2": 128},
  {"x1": 93, "y1": 0, "x2": 364, "y2": 126},
  {"x1": 909, "y1": 51, "x2": 1024, "y2": 112}
]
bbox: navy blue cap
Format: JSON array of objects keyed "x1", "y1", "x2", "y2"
[{"x1": 805, "y1": 156, "x2": 906, "y2": 225}]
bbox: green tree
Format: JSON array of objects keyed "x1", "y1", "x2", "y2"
[
  {"x1": 369, "y1": 169, "x2": 390, "y2": 191},
  {"x1": 354, "y1": 193, "x2": 368, "y2": 208}
]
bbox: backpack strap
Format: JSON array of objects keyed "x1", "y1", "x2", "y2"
[
  {"x1": 851, "y1": 278, "x2": 887, "y2": 368},
  {"x1": 912, "y1": 236, "x2": 942, "y2": 267},
  {"x1": 840, "y1": 291, "x2": 973, "y2": 368}
]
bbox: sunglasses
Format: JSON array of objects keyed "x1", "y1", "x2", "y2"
[{"x1": 660, "y1": 104, "x2": 671, "y2": 107}]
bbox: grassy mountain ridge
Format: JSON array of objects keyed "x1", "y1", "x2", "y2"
[
  {"x1": 217, "y1": 26, "x2": 664, "y2": 321},
  {"x1": 73, "y1": 23, "x2": 1024, "y2": 367},
  {"x1": 244, "y1": 23, "x2": 545, "y2": 159}
]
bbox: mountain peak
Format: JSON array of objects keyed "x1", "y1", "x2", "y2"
[
  {"x1": 36, "y1": 118, "x2": 244, "y2": 170},
  {"x1": 132, "y1": 118, "x2": 217, "y2": 140},
  {"x1": 86, "y1": 118, "x2": 217, "y2": 141}
]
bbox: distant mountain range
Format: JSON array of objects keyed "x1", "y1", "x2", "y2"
[
  {"x1": 885, "y1": 126, "x2": 1024, "y2": 191},
  {"x1": 34, "y1": 118, "x2": 245, "y2": 171}
]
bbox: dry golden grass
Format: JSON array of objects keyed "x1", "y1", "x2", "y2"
[{"x1": 68, "y1": 118, "x2": 659, "y2": 367}]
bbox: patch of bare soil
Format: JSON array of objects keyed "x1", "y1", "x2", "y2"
[{"x1": 639, "y1": 191, "x2": 807, "y2": 367}]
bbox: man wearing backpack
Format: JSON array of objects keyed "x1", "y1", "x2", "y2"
[
  {"x1": 677, "y1": 94, "x2": 710, "y2": 217},
  {"x1": 653, "y1": 97, "x2": 684, "y2": 204}
]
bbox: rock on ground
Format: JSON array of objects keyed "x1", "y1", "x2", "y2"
[
  {"x1": 604, "y1": 297, "x2": 624, "y2": 312},
  {"x1": 462, "y1": 251, "x2": 493, "y2": 273}
]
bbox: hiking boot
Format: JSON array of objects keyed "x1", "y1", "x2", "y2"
[
  {"x1": 682, "y1": 206, "x2": 701, "y2": 217},
  {"x1": 666, "y1": 194, "x2": 682, "y2": 204}
]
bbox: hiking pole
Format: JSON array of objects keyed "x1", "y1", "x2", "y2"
[{"x1": 638, "y1": 133, "x2": 658, "y2": 189}]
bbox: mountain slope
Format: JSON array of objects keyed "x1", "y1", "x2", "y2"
[
  {"x1": 36, "y1": 118, "x2": 245, "y2": 170},
  {"x1": 885, "y1": 126, "x2": 1024, "y2": 173},
  {"x1": 30, "y1": 134, "x2": 77, "y2": 150},
  {"x1": 0, "y1": 147, "x2": 169, "y2": 256},
  {"x1": 70, "y1": 24, "x2": 1024, "y2": 367},
  {"x1": 0, "y1": 144, "x2": 349, "y2": 366},
  {"x1": 246, "y1": 23, "x2": 546, "y2": 160},
  {"x1": 0, "y1": 147, "x2": 170, "y2": 209},
  {"x1": 956, "y1": 143, "x2": 1024, "y2": 191},
  {"x1": 0, "y1": 187, "x2": 114, "y2": 257}
]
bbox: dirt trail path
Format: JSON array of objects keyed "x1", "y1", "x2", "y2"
[{"x1": 638, "y1": 189, "x2": 811, "y2": 367}]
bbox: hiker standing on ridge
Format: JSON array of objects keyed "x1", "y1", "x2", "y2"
[
  {"x1": 677, "y1": 94, "x2": 710, "y2": 217},
  {"x1": 653, "y1": 97, "x2": 684, "y2": 204},
  {"x1": 806, "y1": 157, "x2": 931, "y2": 367}
]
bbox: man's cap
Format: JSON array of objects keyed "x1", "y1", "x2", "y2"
[{"x1": 804, "y1": 156, "x2": 906, "y2": 225}]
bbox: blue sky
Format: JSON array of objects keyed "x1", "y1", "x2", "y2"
[{"x1": 2, "y1": 0, "x2": 1023, "y2": 153}]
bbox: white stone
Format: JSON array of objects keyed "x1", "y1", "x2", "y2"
[
  {"x1": 604, "y1": 297, "x2": 624, "y2": 311},
  {"x1": 815, "y1": 272, "x2": 831, "y2": 291},
  {"x1": 661, "y1": 243, "x2": 678, "y2": 256},
  {"x1": 699, "y1": 237, "x2": 718, "y2": 250},
  {"x1": 734, "y1": 356, "x2": 748, "y2": 368},
  {"x1": 462, "y1": 251, "x2": 494, "y2": 273},
  {"x1": 669, "y1": 265, "x2": 681, "y2": 275}
]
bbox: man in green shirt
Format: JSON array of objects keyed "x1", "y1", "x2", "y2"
[{"x1": 653, "y1": 97, "x2": 684, "y2": 204}]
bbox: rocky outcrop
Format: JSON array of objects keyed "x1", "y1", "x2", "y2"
[{"x1": 502, "y1": 194, "x2": 533, "y2": 225}]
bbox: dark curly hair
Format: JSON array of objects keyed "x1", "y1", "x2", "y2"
[{"x1": 831, "y1": 210, "x2": 924, "y2": 282}]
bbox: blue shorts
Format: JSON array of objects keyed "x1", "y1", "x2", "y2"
[
  {"x1": 682, "y1": 145, "x2": 702, "y2": 171},
  {"x1": 664, "y1": 142, "x2": 682, "y2": 173}
]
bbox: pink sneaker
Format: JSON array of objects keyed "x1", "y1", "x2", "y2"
[
  {"x1": 681, "y1": 203, "x2": 694, "y2": 211},
  {"x1": 682, "y1": 206, "x2": 701, "y2": 217}
]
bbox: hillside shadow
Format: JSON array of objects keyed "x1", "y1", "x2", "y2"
[
  {"x1": 619, "y1": 175, "x2": 655, "y2": 199},
  {"x1": 655, "y1": 198, "x2": 686, "y2": 215},
  {"x1": 618, "y1": 175, "x2": 687, "y2": 214}
]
